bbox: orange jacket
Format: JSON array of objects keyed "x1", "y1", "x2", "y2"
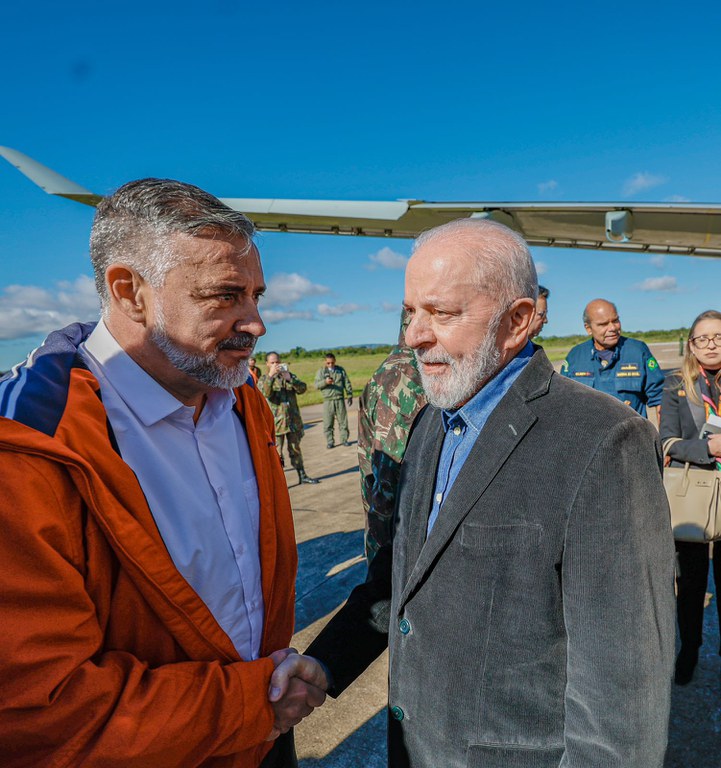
[{"x1": 0, "y1": 325, "x2": 297, "y2": 767}]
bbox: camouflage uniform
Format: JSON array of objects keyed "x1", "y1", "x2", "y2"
[
  {"x1": 314, "y1": 364, "x2": 353, "y2": 447},
  {"x1": 358, "y1": 345, "x2": 426, "y2": 562},
  {"x1": 258, "y1": 372, "x2": 308, "y2": 472}
]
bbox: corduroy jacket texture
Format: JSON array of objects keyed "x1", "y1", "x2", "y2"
[{"x1": 308, "y1": 348, "x2": 676, "y2": 768}]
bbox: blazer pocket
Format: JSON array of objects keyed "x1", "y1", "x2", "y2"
[
  {"x1": 467, "y1": 743, "x2": 563, "y2": 768},
  {"x1": 460, "y1": 522, "x2": 541, "y2": 553}
]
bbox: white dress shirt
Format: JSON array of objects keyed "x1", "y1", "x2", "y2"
[{"x1": 79, "y1": 321, "x2": 264, "y2": 660}]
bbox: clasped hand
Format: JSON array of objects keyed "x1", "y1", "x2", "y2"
[{"x1": 266, "y1": 648, "x2": 329, "y2": 740}]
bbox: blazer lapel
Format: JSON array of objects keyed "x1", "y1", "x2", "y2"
[
  {"x1": 400, "y1": 410, "x2": 445, "y2": 586},
  {"x1": 396, "y1": 349, "x2": 553, "y2": 613},
  {"x1": 398, "y1": 397, "x2": 547, "y2": 616},
  {"x1": 689, "y1": 380, "x2": 706, "y2": 433}
]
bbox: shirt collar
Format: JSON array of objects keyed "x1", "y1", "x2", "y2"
[
  {"x1": 591, "y1": 341, "x2": 620, "y2": 362},
  {"x1": 82, "y1": 320, "x2": 236, "y2": 427},
  {"x1": 441, "y1": 341, "x2": 534, "y2": 434}
]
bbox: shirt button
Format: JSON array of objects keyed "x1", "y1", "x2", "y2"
[
  {"x1": 399, "y1": 618, "x2": 411, "y2": 635},
  {"x1": 435, "y1": 493, "x2": 442, "y2": 503},
  {"x1": 453, "y1": 426, "x2": 461, "y2": 436},
  {"x1": 390, "y1": 705, "x2": 405, "y2": 721}
]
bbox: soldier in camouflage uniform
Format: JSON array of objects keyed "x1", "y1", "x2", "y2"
[
  {"x1": 357, "y1": 310, "x2": 426, "y2": 562},
  {"x1": 259, "y1": 352, "x2": 319, "y2": 485},
  {"x1": 314, "y1": 353, "x2": 353, "y2": 448}
]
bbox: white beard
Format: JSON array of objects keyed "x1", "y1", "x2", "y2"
[{"x1": 415, "y1": 316, "x2": 503, "y2": 409}]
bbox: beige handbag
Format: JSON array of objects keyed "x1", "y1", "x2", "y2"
[{"x1": 663, "y1": 437, "x2": 721, "y2": 542}]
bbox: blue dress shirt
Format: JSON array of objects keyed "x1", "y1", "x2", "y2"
[{"x1": 427, "y1": 343, "x2": 534, "y2": 535}]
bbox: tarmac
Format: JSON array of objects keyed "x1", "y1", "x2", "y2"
[{"x1": 285, "y1": 343, "x2": 721, "y2": 767}]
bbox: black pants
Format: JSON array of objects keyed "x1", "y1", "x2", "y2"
[
  {"x1": 675, "y1": 540, "x2": 721, "y2": 652},
  {"x1": 260, "y1": 731, "x2": 298, "y2": 768}
]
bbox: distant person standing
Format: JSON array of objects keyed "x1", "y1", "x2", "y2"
[
  {"x1": 315, "y1": 353, "x2": 353, "y2": 448},
  {"x1": 528, "y1": 284, "x2": 550, "y2": 339},
  {"x1": 660, "y1": 310, "x2": 721, "y2": 685},
  {"x1": 248, "y1": 356, "x2": 261, "y2": 384},
  {"x1": 561, "y1": 298, "x2": 664, "y2": 421},
  {"x1": 259, "y1": 352, "x2": 318, "y2": 485},
  {"x1": 358, "y1": 310, "x2": 426, "y2": 562}
]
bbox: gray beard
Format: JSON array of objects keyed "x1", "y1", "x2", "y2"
[
  {"x1": 415, "y1": 316, "x2": 503, "y2": 410},
  {"x1": 151, "y1": 307, "x2": 255, "y2": 390}
]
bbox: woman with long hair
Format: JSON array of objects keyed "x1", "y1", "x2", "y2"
[{"x1": 660, "y1": 309, "x2": 721, "y2": 684}]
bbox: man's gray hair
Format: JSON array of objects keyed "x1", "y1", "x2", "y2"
[
  {"x1": 413, "y1": 218, "x2": 538, "y2": 308},
  {"x1": 90, "y1": 178, "x2": 255, "y2": 314}
]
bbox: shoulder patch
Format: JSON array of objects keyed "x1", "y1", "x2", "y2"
[{"x1": 647, "y1": 358, "x2": 659, "y2": 370}]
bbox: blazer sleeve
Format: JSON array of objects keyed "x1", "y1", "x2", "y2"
[
  {"x1": 304, "y1": 541, "x2": 391, "y2": 695},
  {"x1": 659, "y1": 380, "x2": 715, "y2": 466},
  {"x1": 0, "y1": 452, "x2": 277, "y2": 767},
  {"x1": 561, "y1": 417, "x2": 675, "y2": 767}
]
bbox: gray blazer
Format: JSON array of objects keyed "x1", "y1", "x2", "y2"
[{"x1": 308, "y1": 349, "x2": 675, "y2": 768}]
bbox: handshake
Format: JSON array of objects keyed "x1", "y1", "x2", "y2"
[{"x1": 266, "y1": 648, "x2": 329, "y2": 740}]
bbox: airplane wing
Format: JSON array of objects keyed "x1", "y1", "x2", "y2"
[{"x1": 2, "y1": 146, "x2": 720, "y2": 257}]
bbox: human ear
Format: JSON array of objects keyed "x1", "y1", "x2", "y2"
[
  {"x1": 105, "y1": 264, "x2": 150, "y2": 324},
  {"x1": 503, "y1": 298, "x2": 536, "y2": 347}
]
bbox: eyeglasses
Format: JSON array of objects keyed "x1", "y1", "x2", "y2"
[{"x1": 690, "y1": 333, "x2": 721, "y2": 349}]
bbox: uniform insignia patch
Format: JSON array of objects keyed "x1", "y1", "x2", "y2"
[{"x1": 647, "y1": 358, "x2": 659, "y2": 370}]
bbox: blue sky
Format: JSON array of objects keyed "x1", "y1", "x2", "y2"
[{"x1": 1, "y1": 0, "x2": 720, "y2": 369}]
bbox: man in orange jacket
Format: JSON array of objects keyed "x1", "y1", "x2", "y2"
[{"x1": 0, "y1": 179, "x2": 326, "y2": 767}]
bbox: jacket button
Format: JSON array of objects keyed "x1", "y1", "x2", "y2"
[
  {"x1": 390, "y1": 705, "x2": 404, "y2": 721},
  {"x1": 399, "y1": 618, "x2": 411, "y2": 635}
]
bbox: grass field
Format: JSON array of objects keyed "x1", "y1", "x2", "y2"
[{"x1": 276, "y1": 354, "x2": 391, "y2": 408}]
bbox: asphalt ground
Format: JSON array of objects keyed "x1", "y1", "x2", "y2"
[{"x1": 284, "y1": 343, "x2": 721, "y2": 767}]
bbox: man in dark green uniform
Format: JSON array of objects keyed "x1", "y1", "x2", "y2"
[
  {"x1": 259, "y1": 352, "x2": 318, "y2": 485},
  {"x1": 358, "y1": 310, "x2": 426, "y2": 562},
  {"x1": 314, "y1": 353, "x2": 353, "y2": 448}
]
